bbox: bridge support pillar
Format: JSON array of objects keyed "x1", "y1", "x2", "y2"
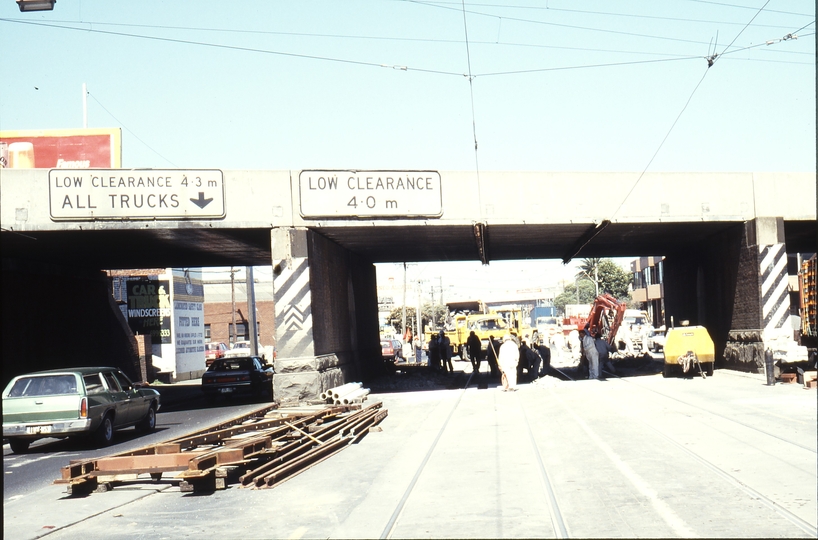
[
  {"x1": 271, "y1": 228, "x2": 381, "y2": 405},
  {"x1": 663, "y1": 217, "x2": 803, "y2": 374},
  {"x1": 723, "y1": 217, "x2": 801, "y2": 373}
]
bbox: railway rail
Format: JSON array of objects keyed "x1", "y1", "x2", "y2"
[{"x1": 56, "y1": 401, "x2": 388, "y2": 495}]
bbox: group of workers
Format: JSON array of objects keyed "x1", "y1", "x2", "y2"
[{"x1": 425, "y1": 329, "x2": 553, "y2": 391}]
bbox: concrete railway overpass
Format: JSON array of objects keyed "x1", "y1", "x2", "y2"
[{"x1": 1, "y1": 169, "x2": 815, "y2": 399}]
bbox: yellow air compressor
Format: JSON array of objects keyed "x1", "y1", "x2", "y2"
[{"x1": 663, "y1": 323, "x2": 715, "y2": 378}]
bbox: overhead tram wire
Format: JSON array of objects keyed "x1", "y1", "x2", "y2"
[
  {"x1": 1, "y1": 18, "x2": 804, "y2": 86},
  {"x1": 13, "y1": 17, "x2": 807, "y2": 62},
  {"x1": 88, "y1": 92, "x2": 179, "y2": 168},
  {"x1": 607, "y1": 0, "x2": 776, "y2": 226},
  {"x1": 460, "y1": 0, "x2": 483, "y2": 222},
  {"x1": 399, "y1": 0, "x2": 814, "y2": 19},
  {"x1": 406, "y1": 0, "x2": 742, "y2": 49},
  {"x1": 0, "y1": 18, "x2": 465, "y2": 79}
]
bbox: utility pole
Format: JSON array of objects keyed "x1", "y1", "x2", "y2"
[
  {"x1": 416, "y1": 279, "x2": 423, "y2": 341},
  {"x1": 230, "y1": 267, "x2": 237, "y2": 347},
  {"x1": 246, "y1": 266, "x2": 258, "y2": 356},
  {"x1": 439, "y1": 277, "x2": 444, "y2": 305},
  {"x1": 576, "y1": 277, "x2": 579, "y2": 304},
  {"x1": 594, "y1": 265, "x2": 599, "y2": 296},
  {"x1": 402, "y1": 262, "x2": 407, "y2": 339}
]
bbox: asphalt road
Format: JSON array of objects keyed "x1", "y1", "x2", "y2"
[
  {"x1": 5, "y1": 366, "x2": 817, "y2": 539},
  {"x1": 2, "y1": 382, "x2": 270, "y2": 499}
]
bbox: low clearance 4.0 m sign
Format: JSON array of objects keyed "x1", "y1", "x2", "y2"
[
  {"x1": 299, "y1": 170, "x2": 442, "y2": 218},
  {"x1": 48, "y1": 169, "x2": 225, "y2": 220}
]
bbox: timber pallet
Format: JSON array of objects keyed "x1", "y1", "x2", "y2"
[{"x1": 56, "y1": 401, "x2": 387, "y2": 495}]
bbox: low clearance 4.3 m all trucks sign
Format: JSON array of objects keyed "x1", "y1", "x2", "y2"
[{"x1": 48, "y1": 169, "x2": 225, "y2": 220}]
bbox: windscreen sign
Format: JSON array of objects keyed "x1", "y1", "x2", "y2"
[{"x1": 126, "y1": 279, "x2": 172, "y2": 344}]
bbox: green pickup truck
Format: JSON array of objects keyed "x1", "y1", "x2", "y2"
[{"x1": 2, "y1": 367, "x2": 160, "y2": 454}]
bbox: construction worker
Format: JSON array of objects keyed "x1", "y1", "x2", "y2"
[
  {"x1": 536, "y1": 336, "x2": 552, "y2": 377},
  {"x1": 485, "y1": 335, "x2": 501, "y2": 378},
  {"x1": 518, "y1": 339, "x2": 540, "y2": 381},
  {"x1": 428, "y1": 333, "x2": 441, "y2": 370},
  {"x1": 498, "y1": 334, "x2": 520, "y2": 391},
  {"x1": 580, "y1": 324, "x2": 600, "y2": 379},
  {"x1": 439, "y1": 331, "x2": 453, "y2": 373},
  {"x1": 595, "y1": 331, "x2": 616, "y2": 376},
  {"x1": 466, "y1": 330, "x2": 482, "y2": 374}
]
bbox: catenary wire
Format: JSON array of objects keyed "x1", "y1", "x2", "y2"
[
  {"x1": 396, "y1": 0, "x2": 814, "y2": 19},
  {"x1": 88, "y1": 93, "x2": 179, "y2": 168},
  {"x1": 8, "y1": 17, "x2": 810, "y2": 60},
  {"x1": 0, "y1": 18, "x2": 466, "y2": 78},
  {"x1": 460, "y1": 0, "x2": 483, "y2": 218},
  {"x1": 405, "y1": 0, "x2": 757, "y2": 50},
  {"x1": 606, "y1": 1, "x2": 784, "y2": 226}
]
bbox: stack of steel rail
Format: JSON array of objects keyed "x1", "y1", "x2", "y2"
[
  {"x1": 320, "y1": 382, "x2": 371, "y2": 405},
  {"x1": 56, "y1": 401, "x2": 387, "y2": 495}
]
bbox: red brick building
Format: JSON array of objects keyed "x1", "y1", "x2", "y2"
[{"x1": 203, "y1": 268, "x2": 275, "y2": 351}]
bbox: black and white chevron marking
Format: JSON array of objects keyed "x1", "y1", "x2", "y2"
[
  {"x1": 759, "y1": 244, "x2": 791, "y2": 332},
  {"x1": 274, "y1": 258, "x2": 314, "y2": 357}
]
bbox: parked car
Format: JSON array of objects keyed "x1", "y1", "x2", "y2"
[
  {"x1": 224, "y1": 340, "x2": 251, "y2": 358},
  {"x1": 381, "y1": 339, "x2": 404, "y2": 362},
  {"x1": 2, "y1": 367, "x2": 160, "y2": 454},
  {"x1": 201, "y1": 356, "x2": 274, "y2": 403},
  {"x1": 646, "y1": 326, "x2": 667, "y2": 352},
  {"x1": 205, "y1": 342, "x2": 228, "y2": 366}
]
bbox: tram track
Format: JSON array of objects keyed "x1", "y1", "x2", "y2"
[
  {"x1": 593, "y1": 368, "x2": 818, "y2": 537},
  {"x1": 380, "y1": 369, "x2": 571, "y2": 539},
  {"x1": 600, "y1": 367, "x2": 817, "y2": 454}
]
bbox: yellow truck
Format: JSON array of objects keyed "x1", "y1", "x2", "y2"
[
  {"x1": 491, "y1": 306, "x2": 539, "y2": 345},
  {"x1": 425, "y1": 312, "x2": 509, "y2": 360}
]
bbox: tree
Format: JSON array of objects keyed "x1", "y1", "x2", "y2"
[
  {"x1": 575, "y1": 258, "x2": 602, "y2": 294},
  {"x1": 387, "y1": 303, "x2": 448, "y2": 336},
  {"x1": 387, "y1": 306, "x2": 416, "y2": 334},
  {"x1": 555, "y1": 259, "x2": 633, "y2": 315},
  {"x1": 596, "y1": 259, "x2": 631, "y2": 299},
  {"x1": 554, "y1": 280, "x2": 596, "y2": 314}
]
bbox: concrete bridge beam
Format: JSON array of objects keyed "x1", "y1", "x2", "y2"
[{"x1": 271, "y1": 227, "x2": 381, "y2": 404}]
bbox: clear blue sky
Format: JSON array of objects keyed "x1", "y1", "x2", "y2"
[
  {"x1": 1, "y1": 1, "x2": 814, "y2": 298},
  {"x1": 1, "y1": 1, "x2": 813, "y2": 172}
]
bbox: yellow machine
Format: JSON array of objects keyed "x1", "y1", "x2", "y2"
[{"x1": 663, "y1": 324, "x2": 715, "y2": 378}]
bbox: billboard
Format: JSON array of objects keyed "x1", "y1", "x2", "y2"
[
  {"x1": 0, "y1": 128, "x2": 121, "y2": 169},
  {"x1": 124, "y1": 279, "x2": 172, "y2": 345}
]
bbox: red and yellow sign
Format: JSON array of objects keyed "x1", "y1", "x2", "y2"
[{"x1": 0, "y1": 128, "x2": 121, "y2": 169}]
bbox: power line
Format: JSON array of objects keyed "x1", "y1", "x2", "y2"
[
  {"x1": 405, "y1": 0, "x2": 763, "y2": 50},
  {"x1": 474, "y1": 55, "x2": 699, "y2": 78},
  {"x1": 680, "y1": 0, "x2": 812, "y2": 17},
  {"x1": 608, "y1": 0, "x2": 780, "y2": 225},
  {"x1": 460, "y1": 0, "x2": 482, "y2": 216},
  {"x1": 8, "y1": 16, "x2": 810, "y2": 59},
  {"x1": 396, "y1": 0, "x2": 814, "y2": 19},
  {"x1": 0, "y1": 18, "x2": 466, "y2": 78},
  {"x1": 87, "y1": 93, "x2": 179, "y2": 167}
]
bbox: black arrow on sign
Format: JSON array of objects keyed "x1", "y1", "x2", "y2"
[{"x1": 190, "y1": 192, "x2": 213, "y2": 209}]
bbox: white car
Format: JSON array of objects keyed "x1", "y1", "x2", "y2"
[
  {"x1": 646, "y1": 327, "x2": 667, "y2": 352},
  {"x1": 224, "y1": 341, "x2": 251, "y2": 357},
  {"x1": 224, "y1": 341, "x2": 272, "y2": 361}
]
